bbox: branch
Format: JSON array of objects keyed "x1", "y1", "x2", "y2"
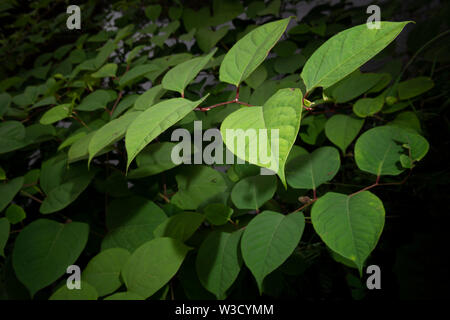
[{"x1": 109, "y1": 90, "x2": 123, "y2": 116}]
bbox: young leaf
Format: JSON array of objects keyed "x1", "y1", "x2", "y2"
[
  {"x1": 81, "y1": 248, "x2": 131, "y2": 297},
  {"x1": 301, "y1": 21, "x2": 411, "y2": 92},
  {"x1": 241, "y1": 211, "x2": 305, "y2": 293},
  {"x1": 196, "y1": 230, "x2": 244, "y2": 299},
  {"x1": 353, "y1": 94, "x2": 385, "y2": 118},
  {"x1": 219, "y1": 17, "x2": 291, "y2": 86},
  {"x1": 311, "y1": 191, "x2": 385, "y2": 274},
  {"x1": 12, "y1": 219, "x2": 89, "y2": 297},
  {"x1": 162, "y1": 48, "x2": 217, "y2": 96},
  {"x1": 39, "y1": 104, "x2": 71, "y2": 125},
  {"x1": 125, "y1": 96, "x2": 207, "y2": 171},
  {"x1": 354, "y1": 125, "x2": 429, "y2": 176},
  {"x1": 286, "y1": 147, "x2": 340, "y2": 190},
  {"x1": 49, "y1": 281, "x2": 98, "y2": 300},
  {"x1": 122, "y1": 237, "x2": 190, "y2": 298},
  {"x1": 91, "y1": 63, "x2": 117, "y2": 78},
  {"x1": 5, "y1": 204, "x2": 26, "y2": 224},
  {"x1": 231, "y1": 175, "x2": 277, "y2": 210},
  {"x1": 153, "y1": 212, "x2": 205, "y2": 242},
  {"x1": 325, "y1": 114, "x2": 364, "y2": 153}
]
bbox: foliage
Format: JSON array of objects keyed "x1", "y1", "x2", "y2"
[{"x1": 0, "y1": 0, "x2": 448, "y2": 300}]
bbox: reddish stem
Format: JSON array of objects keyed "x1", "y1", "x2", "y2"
[{"x1": 109, "y1": 90, "x2": 123, "y2": 116}]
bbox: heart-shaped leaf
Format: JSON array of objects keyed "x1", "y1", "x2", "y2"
[
  {"x1": 12, "y1": 219, "x2": 89, "y2": 297},
  {"x1": 354, "y1": 125, "x2": 429, "y2": 176},
  {"x1": 81, "y1": 248, "x2": 130, "y2": 297},
  {"x1": 221, "y1": 88, "x2": 303, "y2": 187},
  {"x1": 311, "y1": 191, "x2": 385, "y2": 273},
  {"x1": 325, "y1": 114, "x2": 364, "y2": 153},
  {"x1": 241, "y1": 211, "x2": 305, "y2": 293},
  {"x1": 122, "y1": 237, "x2": 190, "y2": 298},
  {"x1": 196, "y1": 230, "x2": 243, "y2": 299}
]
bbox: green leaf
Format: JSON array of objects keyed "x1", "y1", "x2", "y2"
[
  {"x1": 0, "y1": 92, "x2": 12, "y2": 117},
  {"x1": 76, "y1": 90, "x2": 117, "y2": 112},
  {"x1": 301, "y1": 21, "x2": 411, "y2": 92},
  {"x1": 145, "y1": 4, "x2": 162, "y2": 21},
  {"x1": 153, "y1": 212, "x2": 204, "y2": 242},
  {"x1": 325, "y1": 114, "x2": 364, "y2": 153},
  {"x1": 354, "y1": 125, "x2": 429, "y2": 176},
  {"x1": 387, "y1": 111, "x2": 422, "y2": 133},
  {"x1": 104, "y1": 291, "x2": 144, "y2": 300},
  {"x1": 39, "y1": 167, "x2": 97, "y2": 214},
  {"x1": 94, "y1": 40, "x2": 116, "y2": 69},
  {"x1": 39, "y1": 155, "x2": 67, "y2": 195},
  {"x1": 196, "y1": 230, "x2": 243, "y2": 299},
  {"x1": 241, "y1": 211, "x2": 305, "y2": 293},
  {"x1": 49, "y1": 281, "x2": 98, "y2": 300},
  {"x1": 231, "y1": 175, "x2": 277, "y2": 210},
  {"x1": 128, "y1": 142, "x2": 183, "y2": 179},
  {"x1": 81, "y1": 248, "x2": 131, "y2": 297},
  {"x1": 122, "y1": 237, "x2": 190, "y2": 298},
  {"x1": 88, "y1": 111, "x2": 141, "y2": 165},
  {"x1": 353, "y1": 94, "x2": 385, "y2": 118},
  {"x1": 196, "y1": 27, "x2": 229, "y2": 53},
  {"x1": 397, "y1": 76, "x2": 434, "y2": 100},
  {"x1": 40, "y1": 104, "x2": 71, "y2": 125},
  {"x1": 244, "y1": 65, "x2": 268, "y2": 89},
  {"x1": 5, "y1": 204, "x2": 26, "y2": 224},
  {"x1": 162, "y1": 48, "x2": 217, "y2": 95},
  {"x1": 12, "y1": 219, "x2": 89, "y2": 297},
  {"x1": 299, "y1": 114, "x2": 327, "y2": 145},
  {"x1": 101, "y1": 196, "x2": 167, "y2": 253},
  {"x1": 171, "y1": 165, "x2": 229, "y2": 210},
  {"x1": 327, "y1": 71, "x2": 385, "y2": 103},
  {"x1": 311, "y1": 191, "x2": 385, "y2": 273},
  {"x1": 0, "y1": 176, "x2": 24, "y2": 212},
  {"x1": 0, "y1": 218, "x2": 10, "y2": 257},
  {"x1": 203, "y1": 203, "x2": 234, "y2": 226},
  {"x1": 119, "y1": 64, "x2": 161, "y2": 87},
  {"x1": 286, "y1": 146, "x2": 340, "y2": 190},
  {"x1": 91, "y1": 63, "x2": 117, "y2": 78},
  {"x1": 219, "y1": 17, "x2": 291, "y2": 86},
  {"x1": 125, "y1": 96, "x2": 207, "y2": 170},
  {"x1": 133, "y1": 85, "x2": 165, "y2": 111},
  {"x1": 0, "y1": 121, "x2": 27, "y2": 154},
  {"x1": 221, "y1": 88, "x2": 303, "y2": 187}
]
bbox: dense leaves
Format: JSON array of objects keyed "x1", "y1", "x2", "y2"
[{"x1": 0, "y1": 0, "x2": 441, "y2": 301}]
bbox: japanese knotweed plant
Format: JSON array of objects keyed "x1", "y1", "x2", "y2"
[{"x1": 0, "y1": 5, "x2": 433, "y2": 300}]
